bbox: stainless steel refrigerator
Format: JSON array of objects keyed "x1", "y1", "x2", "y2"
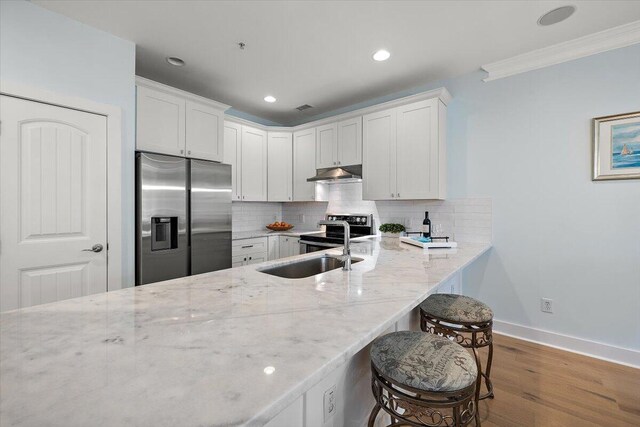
[{"x1": 135, "y1": 152, "x2": 231, "y2": 286}]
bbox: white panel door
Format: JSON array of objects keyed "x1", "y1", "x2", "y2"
[
  {"x1": 337, "y1": 116, "x2": 362, "y2": 166},
  {"x1": 185, "y1": 100, "x2": 224, "y2": 162},
  {"x1": 315, "y1": 122, "x2": 337, "y2": 169},
  {"x1": 0, "y1": 96, "x2": 107, "y2": 312},
  {"x1": 396, "y1": 99, "x2": 438, "y2": 199},
  {"x1": 293, "y1": 128, "x2": 317, "y2": 201},
  {"x1": 240, "y1": 126, "x2": 267, "y2": 201},
  {"x1": 136, "y1": 85, "x2": 186, "y2": 156},
  {"x1": 267, "y1": 132, "x2": 293, "y2": 202},
  {"x1": 223, "y1": 121, "x2": 242, "y2": 201},
  {"x1": 363, "y1": 108, "x2": 396, "y2": 201}
]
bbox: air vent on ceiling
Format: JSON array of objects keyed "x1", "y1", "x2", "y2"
[{"x1": 296, "y1": 104, "x2": 313, "y2": 112}]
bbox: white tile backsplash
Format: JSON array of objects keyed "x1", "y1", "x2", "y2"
[
  {"x1": 232, "y1": 202, "x2": 282, "y2": 232},
  {"x1": 281, "y1": 183, "x2": 492, "y2": 243}
]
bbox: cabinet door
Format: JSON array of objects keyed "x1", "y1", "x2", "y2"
[
  {"x1": 136, "y1": 85, "x2": 185, "y2": 156},
  {"x1": 315, "y1": 123, "x2": 337, "y2": 169},
  {"x1": 185, "y1": 100, "x2": 224, "y2": 162},
  {"x1": 241, "y1": 126, "x2": 267, "y2": 201},
  {"x1": 267, "y1": 236, "x2": 280, "y2": 260},
  {"x1": 267, "y1": 132, "x2": 293, "y2": 202},
  {"x1": 246, "y1": 254, "x2": 266, "y2": 265},
  {"x1": 337, "y1": 116, "x2": 362, "y2": 166},
  {"x1": 223, "y1": 122, "x2": 242, "y2": 201},
  {"x1": 293, "y1": 128, "x2": 317, "y2": 201},
  {"x1": 396, "y1": 99, "x2": 438, "y2": 199},
  {"x1": 232, "y1": 254, "x2": 247, "y2": 267},
  {"x1": 363, "y1": 108, "x2": 396, "y2": 200},
  {"x1": 279, "y1": 236, "x2": 291, "y2": 258},
  {"x1": 289, "y1": 238, "x2": 301, "y2": 256}
]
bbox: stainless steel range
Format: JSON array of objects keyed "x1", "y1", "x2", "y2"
[{"x1": 299, "y1": 214, "x2": 375, "y2": 253}]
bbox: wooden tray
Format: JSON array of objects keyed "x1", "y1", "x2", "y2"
[{"x1": 266, "y1": 225, "x2": 294, "y2": 231}]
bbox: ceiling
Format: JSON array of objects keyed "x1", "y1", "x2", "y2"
[{"x1": 34, "y1": 1, "x2": 640, "y2": 126}]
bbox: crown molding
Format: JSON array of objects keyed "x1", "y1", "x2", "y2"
[
  {"x1": 481, "y1": 20, "x2": 640, "y2": 82},
  {"x1": 135, "y1": 76, "x2": 231, "y2": 111}
]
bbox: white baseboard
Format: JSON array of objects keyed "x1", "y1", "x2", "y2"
[{"x1": 493, "y1": 319, "x2": 640, "y2": 369}]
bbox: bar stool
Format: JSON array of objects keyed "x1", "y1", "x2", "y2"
[
  {"x1": 368, "y1": 331, "x2": 478, "y2": 427},
  {"x1": 419, "y1": 294, "x2": 494, "y2": 401}
]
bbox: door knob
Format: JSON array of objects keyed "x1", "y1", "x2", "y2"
[{"x1": 82, "y1": 244, "x2": 103, "y2": 253}]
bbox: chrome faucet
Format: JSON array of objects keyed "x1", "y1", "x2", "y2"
[{"x1": 318, "y1": 220, "x2": 351, "y2": 270}]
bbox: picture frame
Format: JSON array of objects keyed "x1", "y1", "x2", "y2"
[{"x1": 592, "y1": 111, "x2": 640, "y2": 181}]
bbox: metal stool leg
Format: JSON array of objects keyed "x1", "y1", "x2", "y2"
[
  {"x1": 472, "y1": 347, "x2": 482, "y2": 427},
  {"x1": 480, "y1": 340, "x2": 495, "y2": 400},
  {"x1": 368, "y1": 403, "x2": 381, "y2": 427}
]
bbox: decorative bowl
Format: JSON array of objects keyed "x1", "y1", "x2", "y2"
[{"x1": 266, "y1": 225, "x2": 294, "y2": 231}]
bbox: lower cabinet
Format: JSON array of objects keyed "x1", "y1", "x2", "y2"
[
  {"x1": 232, "y1": 237, "x2": 268, "y2": 267},
  {"x1": 279, "y1": 236, "x2": 301, "y2": 258},
  {"x1": 267, "y1": 236, "x2": 280, "y2": 261}
]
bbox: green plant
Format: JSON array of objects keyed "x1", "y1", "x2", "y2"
[{"x1": 379, "y1": 223, "x2": 405, "y2": 233}]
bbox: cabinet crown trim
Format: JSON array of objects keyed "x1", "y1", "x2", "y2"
[{"x1": 136, "y1": 76, "x2": 231, "y2": 111}]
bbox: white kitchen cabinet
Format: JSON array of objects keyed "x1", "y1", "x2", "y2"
[
  {"x1": 223, "y1": 121, "x2": 242, "y2": 201},
  {"x1": 136, "y1": 85, "x2": 185, "y2": 156},
  {"x1": 185, "y1": 100, "x2": 224, "y2": 162},
  {"x1": 363, "y1": 98, "x2": 446, "y2": 200},
  {"x1": 363, "y1": 108, "x2": 396, "y2": 200},
  {"x1": 241, "y1": 125, "x2": 268, "y2": 201},
  {"x1": 267, "y1": 132, "x2": 293, "y2": 202},
  {"x1": 337, "y1": 116, "x2": 362, "y2": 166},
  {"x1": 267, "y1": 236, "x2": 280, "y2": 260},
  {"x1": 232, "y1": 254, "x2": 247, "y2": 268},
  {"x1": 315, "y1": 122, "x2": 337, "y2": 169},
  {"x1": 136, "y1": 78, "x2": 228, "y2": 160},
  {"x1": 232, "y1": 237, "x2": 268, "y2": 267},
  {"x1": 265, "y1": 396, "x2": 303, "y2": 427},
  {"x1": 293, "y1": 128, "x2": 317, "y2": 201},
  {"x1": 279, "y1": 236, "x2": 300, "y2": 258}
]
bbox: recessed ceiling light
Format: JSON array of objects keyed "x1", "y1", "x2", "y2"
[
  {"x1": 373, "y1": 49, "x2": 391, "y2": 61},
  {"x1": 538, "y1": 6, "x2": 576, "y2": 26},
  {"x1": 264, "y1": 95, "x2": 276, "y2": 103},
  {"x1": 166, "y1": 56, "x2": 185, "y2": 67}
]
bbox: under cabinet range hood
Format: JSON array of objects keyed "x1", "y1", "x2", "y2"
[{"x1": 307, "y1": 165, "x2": 362, "y2": 184}]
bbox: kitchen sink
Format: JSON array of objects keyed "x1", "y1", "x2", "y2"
[{"x1": 258, "y1": 255, "x2": 363, "y2": 279}]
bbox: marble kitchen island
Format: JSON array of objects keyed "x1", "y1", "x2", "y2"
[{"x1": 0, "y1": 238, "x2": 491, "y2": 427}]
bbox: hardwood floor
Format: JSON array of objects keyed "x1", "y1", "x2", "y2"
[{"x1": 478, "y1": 334, "x2": 640, "y2": 427}]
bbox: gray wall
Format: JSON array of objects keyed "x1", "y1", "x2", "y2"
[{"x1": 0, "y1": 0, "x2": 136, "y2": 286}]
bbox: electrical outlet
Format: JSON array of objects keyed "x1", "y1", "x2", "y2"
[
  {"x1": 323, "y1": 385, "x2": 336, "y2": 422},
  {"x1": 541, "y1": 298, "x2": 553, "y2": 313}
]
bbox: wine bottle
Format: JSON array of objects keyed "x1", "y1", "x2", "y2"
[{"x1": 422, "y1": 211, "x2": 431, "y2": 238}]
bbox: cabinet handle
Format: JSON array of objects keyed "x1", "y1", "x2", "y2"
[
  {"x1": 397, "y1": 193, "x2": 400, "y2": 197},
  {"x1": 391, "y1": 193, "x2": 394, "y2": 197},
  {"x1": 241, "y1": 245, "x2": 253, "y2": 248},
  {"x1": 338, "y1": 161, "x2": 341, "y2": 165},
  {"x1": 244, "y1": 257, "x2": 247, "y2": 261},
  {"x1": 180, "y1": 149, "x2": 184, "y2": 154},
  {"x1": 243, "y1": 196, "x2": 245, "y2": 199},
  {"x1": 188, "y1": 150, "x2": 191, "y2": 155},
  {"x1": 333, "y1": 161, "x2": 336, "y2": 165},
  {"x1": 249, "y1": 257, "x2": 252, "y2": 260}
]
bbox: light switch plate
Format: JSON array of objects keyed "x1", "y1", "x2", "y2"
[{"x1": 323, "y1": 384, "x2": 336, "y2": 422}]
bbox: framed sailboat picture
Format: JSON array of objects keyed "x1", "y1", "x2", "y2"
[{"x1": 592, "y1": 111, "x2": 640, "y2": 181}]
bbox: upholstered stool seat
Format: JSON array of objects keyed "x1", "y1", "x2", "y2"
[
  {"x1": 419, "y1": 294, "x2": 493, "y2": 325},
  {"x1": 368, "y1": 331, "x2": 478, "y2": 427},
  {"x1": 420, "y1": 294, "x2": 495, "y2": 403}
]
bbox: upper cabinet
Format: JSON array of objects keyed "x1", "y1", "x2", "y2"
[
  {"x1": 241, "y1": 126, "x2": 268, "y2": 201},
  {"x1": 267, "y1": 132, "x2": 293, "y2": 202},
  {"x1": 223, "y1": 121, "x2": 242, "y2": 201},
  {"x1": 185, "y1": 100, "x2": 224, "y2": 162},
  {"x1": 136, "y1": 85, "x2": 185, "y2": 156},
  {"x1": 363, "y1": 97, "x2": 447, "y2": 200},
  {"x1": 315, "y1": 123, "x2": 337, "y2": 169},
  {"x1": 293, "y1": 128, "x2": 317, "y2": 201},
  {"x1": 315, "y1": 118, "x2": 362, "y2": 169},
  {"x1": 136, "y1": 77, "x2": 229, "y2": 161},
  {"x1": 337, "y1": 116, "x2": 362, "y2": 166}
]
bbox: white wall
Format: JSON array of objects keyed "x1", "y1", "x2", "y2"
[{"x1": 0, "y1": 0, "x2": 136, "y2": 286}]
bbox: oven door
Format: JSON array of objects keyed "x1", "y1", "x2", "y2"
[{"x1": 299, "y1": 240, "x2": 342, "y2": 254}]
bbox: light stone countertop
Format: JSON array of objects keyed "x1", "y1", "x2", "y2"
[
  {"x1": 232, "y1": 229, "x2": 323, "y2": 240},
  {"x1": 0, "y1": 237, "x2": 491, "y2": 427}
]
